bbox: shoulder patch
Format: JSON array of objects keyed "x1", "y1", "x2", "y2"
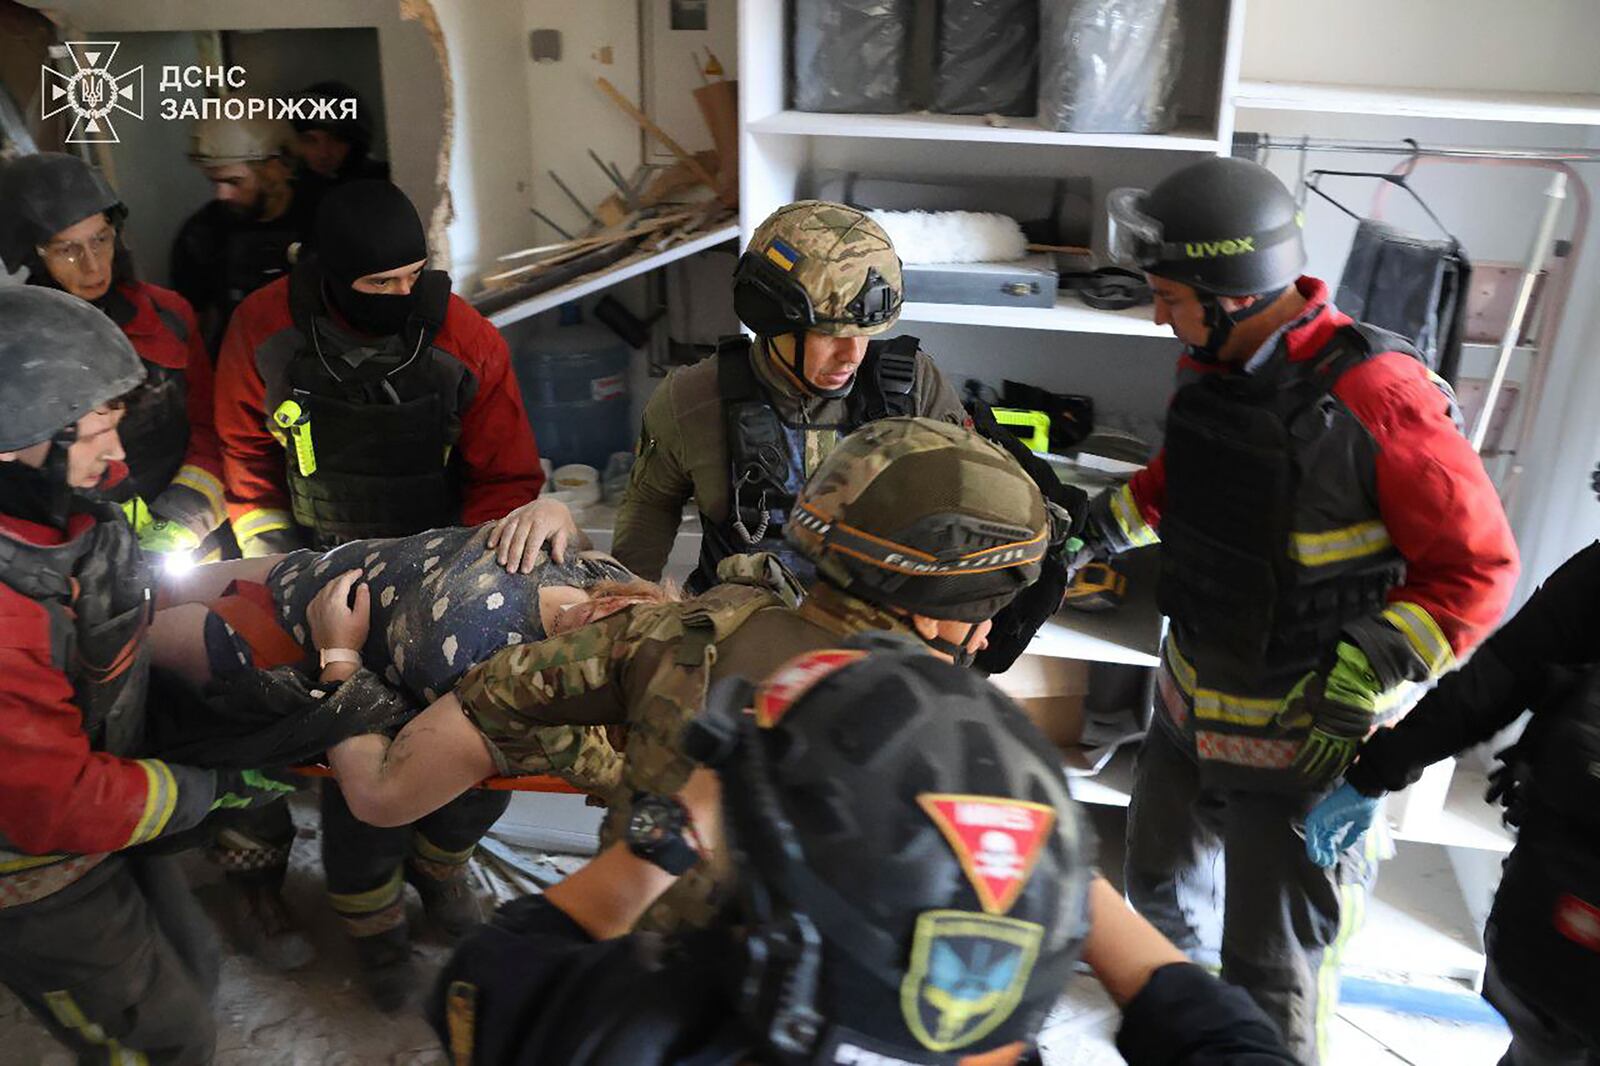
[
  {"x1": 900, "y1": 909, "x2": 1042, "y2": 1053},
  {"x1": 754, "y1": 648, "x2": 866, "y2": 727},
  {"x1": 917, "y1": 794, "x2": 1054, "y2": 915}
]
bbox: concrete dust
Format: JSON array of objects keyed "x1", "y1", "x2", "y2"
[{"x1": 0, "y1": 794, "x2": 579, "y2": 1066}]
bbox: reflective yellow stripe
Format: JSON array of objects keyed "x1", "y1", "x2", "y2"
[
  {"x1": 413, "y1": 831, "x2": 476, "y2": 866},
  {"x1": 169, "y1": 464, "x2": 226, "y2": 520},
  {"x1": 1109, "y1": 483, "x2": 1159, "y2": 548},
  {"x1": 1383, "y1": 601, "x2": 1456, "y2": 677},
  {"x1": 234, "y1": 507, "x2": 295, "y2": 542},
  {"x1": 1167, "y1": 640, "x2": 1411, "y2": 726},
  {"x1": 126, "y1": 760, "x2": 178, "y2": 846},
  {"x1": 1288, "y1": 520, "x2": 1392, "y2": 567},
  {"x1": 328, "y1": 868, "x2": 405, "y2": 916},
  {"x1": 1315, "y1": 831, "x2": 1375, "y2": 1063},
  {"x1": 0, "y1": 852, "x2": 68, "y2": 873},
  {"x1": 43, "y1": 990, "x2": 150, "y2": 1064}
]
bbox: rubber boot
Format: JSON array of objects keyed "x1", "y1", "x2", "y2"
[
  {"x1": 406, "y1": 857, "x2": 486, "y2": 941},
  {"x1": 351, "y1": 925, "x2": 415, "y2": 1014}
]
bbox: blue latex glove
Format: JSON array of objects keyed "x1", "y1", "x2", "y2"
[{"x1": 1304, "y1": 782, "x2": 1381, "y2": 868}]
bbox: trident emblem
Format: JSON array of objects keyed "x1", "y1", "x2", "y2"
[{"x1": 41, "y1": 42, "x2": 143, "y2": 144}]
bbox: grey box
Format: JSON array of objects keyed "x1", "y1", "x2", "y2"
[{"x1": 902, "y1": 254, "x2": 1058, "y2": 309}]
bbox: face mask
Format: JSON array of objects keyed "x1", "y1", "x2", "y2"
[{"x1": 327, "y1": 280, "x2": 416, "y2": 338}]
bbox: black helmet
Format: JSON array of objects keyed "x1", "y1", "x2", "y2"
[
  {"x1": 0, "y1": 286, "x2": 145, "y2": 450},
  {"x1": 0, "y1": 152, "x2": 125, "y2": 276},
  {"x1": 290, "y1": 80, "x2": 375, "y2": 157},
  {"x1": 1107, "y1": 156, "x2": 1306, "y2": 297},
  {"x1": 687, "y1": 639, "x2": 1093, "y2": 1063},
  {"x1": 787, "y1": 417, "x2": 1049, "y2": 624}
]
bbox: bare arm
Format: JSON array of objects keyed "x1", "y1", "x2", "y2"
[
  {"x1": 327, "y1": 693, "x2": 498, "y2": 827},
  {"x1": 1080, "y1": 876, "x2": 1189, "y2": 1006}
]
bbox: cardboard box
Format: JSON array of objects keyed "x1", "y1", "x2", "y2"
[{"x1": 993, "y1": 655, "x2": 1089, "y2": 748}]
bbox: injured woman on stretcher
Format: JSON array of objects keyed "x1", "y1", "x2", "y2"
[{"x1": 143, "y1": 498, "x2": 674, "y2": 774}]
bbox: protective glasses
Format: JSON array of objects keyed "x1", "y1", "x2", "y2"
[
  {"x1": 37, "y1": 226, "x2": 116, "y2": 268},
  {"x1": 1105, "y1": 188, "x2": 1172, "y2": 270}
]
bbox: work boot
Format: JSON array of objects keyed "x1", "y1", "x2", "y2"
[
  {"x1": 406, "y1": 859, "x2": 486, "y2": 940},
  {"x1": 231, "y1": 880, "x2": 316, "y2": 972},
  {"x1": 352, "y1": 926, "x2": 415, "y2": 1014}
]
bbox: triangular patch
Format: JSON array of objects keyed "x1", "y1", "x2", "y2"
[
  {"x1": 918, "y1": 794, "x2": 1055, "y2": 916},
  {"x1": 753, "y1": 648, "x2": 866, "y2": 728},
  {"x1": 84, "y1": 118, "x2": 100, "y2": 133},
  {"x1": 52, "y1": 83, "x2": 66, "y2": 100},
  {"x1": 119, "y1": 83, "x2": 134, "y2": 99},
  {"x1": 84, "y1": 51, "x2": 102, "y2": 66}
]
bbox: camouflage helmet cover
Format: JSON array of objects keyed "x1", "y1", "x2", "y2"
[
  {"x1": 738, "y1": 200, "x2": 904, "y2": 338},
  {"x1": 787, "y1": 417, "x2": 1049, "y2": 622}
]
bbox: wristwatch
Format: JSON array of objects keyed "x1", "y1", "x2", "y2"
[{"x1": 624, "y1": 791, "x2": 702, "y2": 875}]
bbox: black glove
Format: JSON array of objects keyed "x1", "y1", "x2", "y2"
[{"x1": 1486, "y1": 743, "x2": 1527, "y2": 828}]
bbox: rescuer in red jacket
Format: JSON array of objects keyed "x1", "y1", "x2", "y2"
[
  {"x1": 211, "y1": 179, "x2": 542, "y2": 1007},
  {"x1": 0, "y1": 152, "x2": 227, "y2": 562},
  {"x1": 0, "y1": 287, "x2": 297, "y2": 1065},
  {"x1": 1083, "y1": 158, "x2": 1519, "y2": 1063},
  {"x1": 215, "y1": 178, "x2": 543, "y2": 557}
]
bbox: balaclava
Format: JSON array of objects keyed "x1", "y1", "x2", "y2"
[{"x1": 314, "y1": 179, "x2": 427, "y2": 337}]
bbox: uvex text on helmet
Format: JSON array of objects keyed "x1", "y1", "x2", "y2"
[
  {"x1": 714, "y1": 646, "x2": 1093, "y2": 1057},
  {"x1": 0, "y1": 287, "x2": 145, "y2": 450},
  {"x1": 1107, "y1": 156, "x2": 1306, "y2": 297},
  {"x1": 787, "y1": 417, "x2": 1048, "y2": 622},
  {"x1": 188, "y1": 115, "x2": 294, "y2": 166},
  {"x1": 733, "y1": 200, "x2": 904, "y2": 338},
  {"x1": 0, "y1": 153, "x2": 125, "y2": 275}
]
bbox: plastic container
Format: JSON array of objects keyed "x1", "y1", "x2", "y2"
[
  {"x1": 548, "y1": 464, "x2": 602, "y2": 509},
  {"x1": 513, "y1": 319, "x2": 632, "y2": 471}
]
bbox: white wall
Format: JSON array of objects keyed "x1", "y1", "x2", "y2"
[{"x1": 1241, "y1": 0, "x2": 1600, "y2": 93}]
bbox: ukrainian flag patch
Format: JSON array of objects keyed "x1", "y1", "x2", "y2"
[{"x1": 765, "y1": 237, "x2": 801, "y2": 272}]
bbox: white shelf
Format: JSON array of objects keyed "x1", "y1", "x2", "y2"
[
  {"x1": 1235, "y1": 79, "x2": 1600, "y2": 126},
  {"x1": 1390, "y1": 766, "x2": 1514, "y2": 854},
  {"x1": 484, "y1": 224, "x2": 740, "y2": 330},
  {"x1": 1028, "y1": 549, "x2": 1165, "y2": 667},
  {"x1": 1345, "y1": 842, "x2": 1486, "y2": 983},
  {"x1": 900, "y1": 294, "x2": 1170, "y2": 337},
  {"x1": 747, "y1": 109, "x2": 1223, "y2": 152}
]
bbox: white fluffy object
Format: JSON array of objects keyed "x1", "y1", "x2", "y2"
[{"x1": 867, "y1": 210, "x2": 1028, "y2": 265}]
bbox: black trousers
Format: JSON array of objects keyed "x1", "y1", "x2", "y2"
[
  {"x1": 0, "y1": 856, "x2": 219, "y2": 1065},
  {"x1": 321, "y1": 780, "x2": 508, "y2": 937},
  {"x1": 1124, "y1": 724, "x2": 1380, "y2": 1065}
]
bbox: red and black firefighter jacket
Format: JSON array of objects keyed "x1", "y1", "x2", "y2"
[
  {"x1": 1097, "y1": 277, "x2": 1519, "y2": 789},
  {"x1": 214, "y1": 273, "x2": 544, "y2": 556},
  {"x1": 0, "y1": 504, "x2": 216, "y2": 908},
  {"x1": 106, "y1": 280, "x2": 227, "y2": 537}
]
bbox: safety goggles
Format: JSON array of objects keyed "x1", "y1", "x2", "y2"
[
  {"x1": 1105, "y1": 188, "x2": 1176, "y2": 270},
  {"x1": 37, "y1": 225, "x2": 116, "y2": 268}
]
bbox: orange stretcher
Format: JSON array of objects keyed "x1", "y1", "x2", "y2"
[{"x1": 289, "y1": 764, "x2": 586, "y2": 794}]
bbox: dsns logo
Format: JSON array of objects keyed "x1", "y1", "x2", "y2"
[{"x1": 41, "y1": 42, "x2": 144, "y2": 144}]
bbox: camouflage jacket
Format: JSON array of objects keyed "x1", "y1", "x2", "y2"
[
  {"x1": 453, "y1": 555, "x2": 925, "y2": 929},
  {"x1": 610, "y1": 341, "x2": 966, "y2": 581}
]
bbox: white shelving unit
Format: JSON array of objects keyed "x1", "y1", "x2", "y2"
[
  {"x1": 1235, "y1": 79, "x2": 1600, "y2": 126},
  {"x1": 898, "y1": 295, "x2": 1170, "y2": 336},
  {"x1": 484, "y1": 224, "x2": 740, "y2": 330},
  {"x1": 747, "y1": 109, "x2": 1223, "y2": 152}
]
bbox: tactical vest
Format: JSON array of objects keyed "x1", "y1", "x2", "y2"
[
  {"x1": 1157, "y1": 325, "x2": 1417, "y2": 688},
  {"x1": 1487, "y1": 661, "x2": 1600, "y2": 1041},
  {"x1": 692, "y1": 335, "x2": 919, "y2": 592},
  {"x1": 0, "y1": 504, "x2": 153, "y2": 883},
  {"x1": 109, "y1": 301, "x2": 195, "y2": 505},
  {"x1": 281, "y1": 264, "x2": 460, "y2": 548}
]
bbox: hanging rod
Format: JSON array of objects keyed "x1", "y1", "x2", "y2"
[{"x1": 1235, "y1": 132, "x2": 1600, "y2": 164}]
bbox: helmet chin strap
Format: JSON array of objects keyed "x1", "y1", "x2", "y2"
[
  {"x1": 1192, "y1": 285, "x2": 1288, "y2": 362},
  {"x1": 916, "y1": 622, "x2": 978, "y2": 668},
  {"x1": 767, "y1": 333, "x2": 855, "y2": 400}
]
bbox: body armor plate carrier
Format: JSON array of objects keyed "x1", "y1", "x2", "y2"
[{"x1": 283, "y1": 264, "x2": 459, "y2": 548}]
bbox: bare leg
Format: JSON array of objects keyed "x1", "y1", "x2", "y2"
[
  {"x1": 149, "y1": 602, "x2": 215, "y2": 687},
  {"x1": 156, "y1": 554, "x2": 286, "y2": 610}
]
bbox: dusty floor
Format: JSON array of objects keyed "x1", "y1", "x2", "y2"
[{"x1": 0, "y1": 797, "x2": 1514, "y2": 1065}]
